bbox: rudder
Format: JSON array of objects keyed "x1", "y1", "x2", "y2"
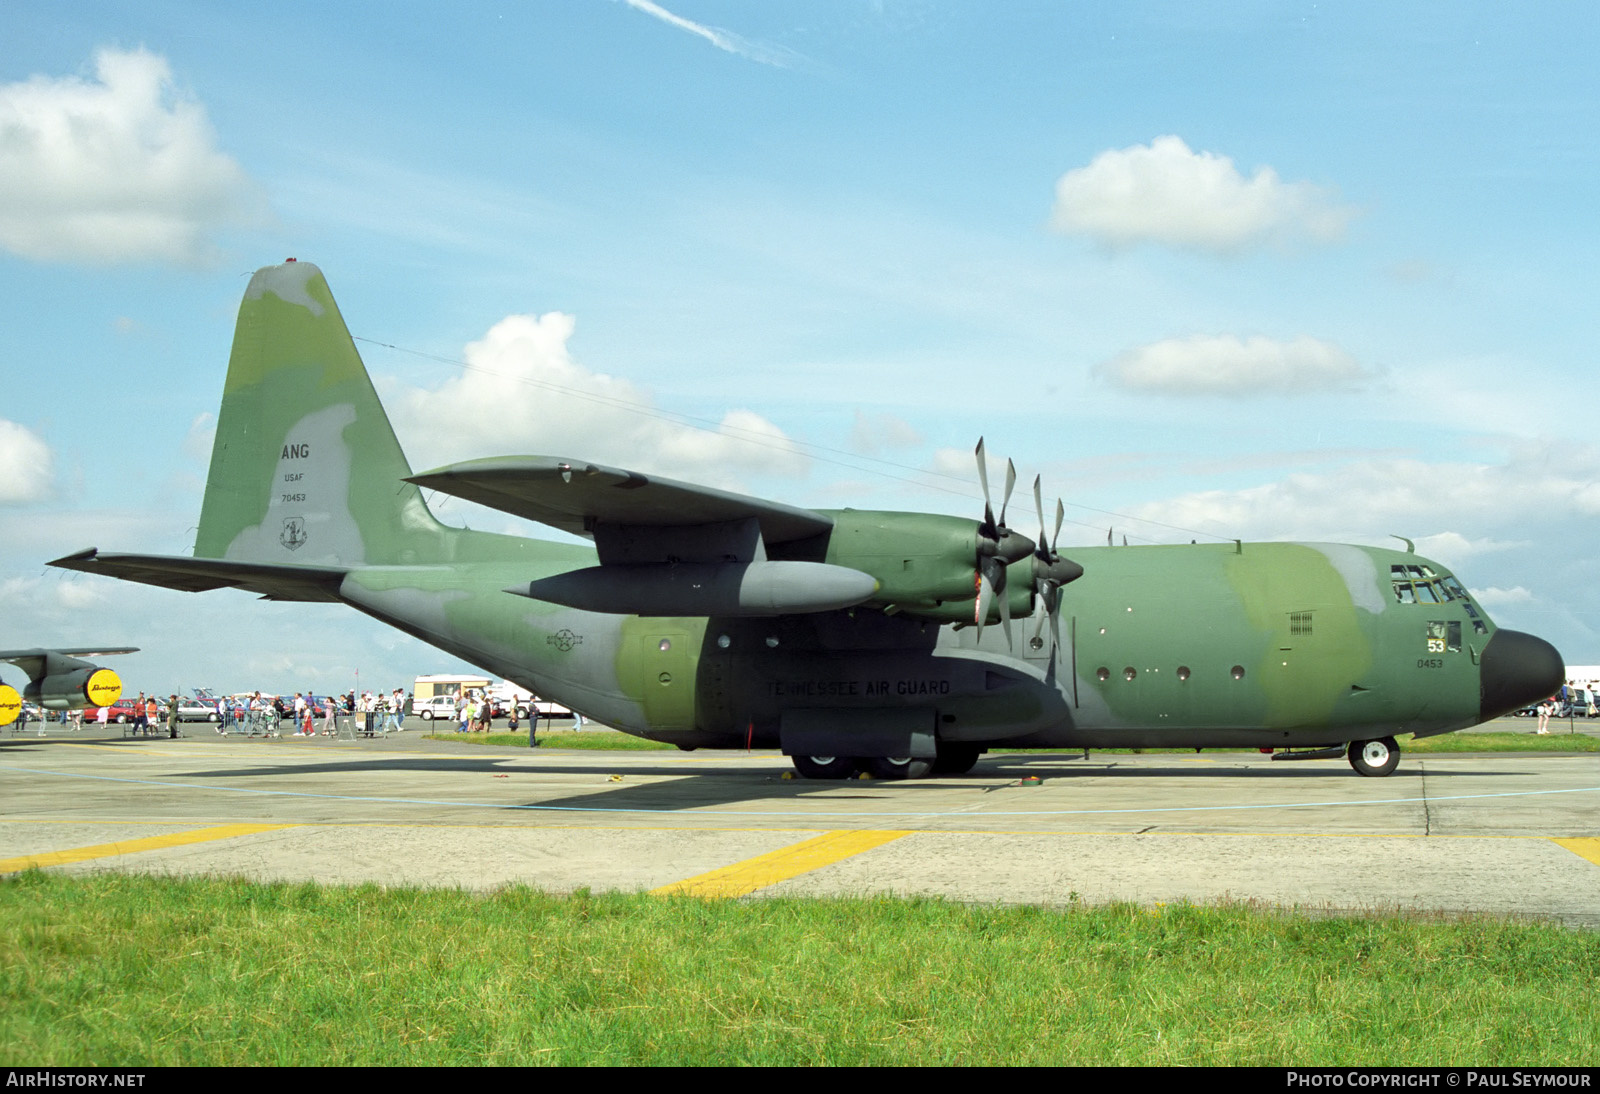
[{"x1": 195, "y1": 260, "x2": 446, "y2": 566}]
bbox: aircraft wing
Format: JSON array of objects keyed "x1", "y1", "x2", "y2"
[
  {"x1": 0, "y1": 647, "x2": 137, "y2": 662},
  {"x1": 408, "y1": 457, "x2": 882, "y2": 617},
  {"x1": 1, "y1": 646, "x2": 137, "y2": 681},
  {"x1": 405, "y1": 456, "x2": 834, "y2": 545},
  {"x1": 50, "y1": 549, "x2": 347, "y2": 603}
]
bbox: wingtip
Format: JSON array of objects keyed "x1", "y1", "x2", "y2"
[{"x1": 49, "y1": 547, "x2": 100, "y2": 567}]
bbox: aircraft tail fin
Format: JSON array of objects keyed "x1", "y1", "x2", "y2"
[{"x1": 195, "y1": 260, "x2": 448, "y2": 566}]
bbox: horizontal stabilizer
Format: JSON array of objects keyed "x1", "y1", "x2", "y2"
[
  {"x1": 407, "y1": 456, "x2": 833, "y2": 545},
  {"x1": 511, "y1": 561, "x2": 878, "y2": 617},
  {"x1": 50, "y1": 548, "x2": 347, "y2": 602}
]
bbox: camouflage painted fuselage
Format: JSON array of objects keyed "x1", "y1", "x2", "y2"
[{"x1": 329, "y1": 535, "x2": 1490, "y2": 751}]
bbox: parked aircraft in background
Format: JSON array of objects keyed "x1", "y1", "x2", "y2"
[
  {"x1": 52, "y1": 261, "x2": 1563, "y2": 777},
  {"x1": 0, "y1": 648, "x2": 133, "y2": 726}
]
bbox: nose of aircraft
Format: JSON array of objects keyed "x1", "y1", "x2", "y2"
[{"x1": 1479, "y1": 629, "x2": 1565, "y2": 721}]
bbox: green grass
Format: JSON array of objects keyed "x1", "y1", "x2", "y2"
[
  {"x1": 2, "y1": 873, "x2": 1596, "y2": 1066},
  {"x1": 996, "y1": 728, "x2": 1600, "y2": 757},
  {"x1": 1402, "y1": 730, "x2": 1600, "y2": 753}
]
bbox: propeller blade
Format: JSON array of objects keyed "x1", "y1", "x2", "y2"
[
  {"x1": 1053, "y1": 499, "x2": 1064, "y2": 552},
  {"x1": 1048, "y1": 588, "x2": 1063, "y2": 665},
  {"x1": 974, "y1": 567, "x2": 994, "y2": 642},
  {"x1": 1033, "y1": 475, "x2": 1047, "y2": 552},
  {"x1": 975, "y1": 438, "x2": 994, "y2": 526},
  {"x1": 999, "y1": 459, "x2": 1017, "y2": 529}
]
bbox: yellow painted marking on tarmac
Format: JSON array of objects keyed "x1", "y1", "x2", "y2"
[
  {"x1": 652, "y1": 829, "x2": 913, "y2": 898},
  {"x1": 1552, "y1": 837, "x2": 1600, "y2": 867},
  {"x1": 0, "y1": 823, "x2": 296, "y2": 874}
]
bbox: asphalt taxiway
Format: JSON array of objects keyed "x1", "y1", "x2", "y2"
[{"x1": 3, "y1": 724, "x2": 1598, "y2": 925}]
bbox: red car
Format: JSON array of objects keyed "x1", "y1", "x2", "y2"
[{"x1": 84, "y1": 698, "x2": 141, "y2": 724}]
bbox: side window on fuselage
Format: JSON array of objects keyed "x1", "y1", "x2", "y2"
[{"x1": 1425, "y1": 620, "x2": 1463, "y2": 654}]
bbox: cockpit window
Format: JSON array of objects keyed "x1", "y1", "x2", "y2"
[
  {"x1": 1393, "y1": 566, "x2": 1489, "y2": 633},
  {"x1": 1394, "y1": 565, "x2": 1444, "y2": 603}
]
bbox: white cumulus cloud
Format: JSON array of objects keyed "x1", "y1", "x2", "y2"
[
  {"x1": 0, "y1": 419, "x2": 53, "y2": 503},
  {"x1": 1096, "y1": 334, "x2": 1372, "y2": 396},
  {"x1": 385, "y1": 311, "x2": 807, "y2": 491},
  {"x1": 1051, "y1": 136, "x2": 1355, "y2": 254},
  {"x1": 1473, "y1": 586, "x2": 1535, "y2": 608},
  {"x1": 0, "y1": 47, "x2": 268, "y2": 266},
  {"x1": 1124, "y1": 443, "x2": 1600, "y2": 546}
]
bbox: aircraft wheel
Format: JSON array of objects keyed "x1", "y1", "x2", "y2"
[
  {"x1": 1348, "y1": 736, "x2": 1400, "y2": 777},
  {"x1": 861, "y1": 756, "x2": 935, "y2": 780},
  {"x1": 932, "y1": 743, "x2": 981, "y2": 775},
  {"x1": 792, "y1": 755, "x2": 857, "y2": 780}
]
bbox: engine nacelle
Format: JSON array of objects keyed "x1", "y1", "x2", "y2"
[
  {"x1": 24, "y1": 667, "x2": 123, "y2": 711},
  {"x1": 810, "y1": 510, "x2": 1033, "y2": 626},
  {"x1": 0, "y1": 685, "x2": 20, "y2": 726}
]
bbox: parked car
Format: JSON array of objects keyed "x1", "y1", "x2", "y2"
[
  {"x1": 84, "y1": 698, "x2": 141, "y2": 724},
  {"x1": 414, "y1": 695, "x2": 462, "y2": 721},
  {"x1": 174, "y1": 697, "x2": 223, "y2": 722}
]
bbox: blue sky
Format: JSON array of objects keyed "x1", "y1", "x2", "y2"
[{"x1": 3, "y1": 1, "x2": 1598, "y2": 695}]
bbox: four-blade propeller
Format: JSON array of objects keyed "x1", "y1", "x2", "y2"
[
  {"x1": 1030, "y1": 474, "x2": 1084, "y2": 663},
  {"x1": 972, "y1": 438, "x2": 1079, "y2": 653}
]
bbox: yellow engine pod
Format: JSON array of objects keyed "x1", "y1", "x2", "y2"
[
  {"x1": 85, "y1": 668, "x2": 122, "y2": 708},
  {"x1": 0, "y1": 684, "x2": 20, "y2": 726}
]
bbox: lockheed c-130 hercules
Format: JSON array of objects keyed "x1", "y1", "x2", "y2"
[{"x1": 53, "y1": 261, "x2": 1564, "y2": 779}]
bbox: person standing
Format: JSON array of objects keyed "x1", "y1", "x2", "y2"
[{"x1": 166, "y1": 695, "x2": 181, "y2": 738}]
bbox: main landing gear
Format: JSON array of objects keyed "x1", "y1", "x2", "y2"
[
  {"x1": 1347, "y1": 736, "x2": 1401, "y2": 777},
  {"x1": 790, "y1": 743, "x2": 983, "y2": 781}
]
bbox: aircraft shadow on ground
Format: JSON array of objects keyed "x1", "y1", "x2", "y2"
[{"x1": 91, "y1": 752, "x2": 1536, "y2": 821}]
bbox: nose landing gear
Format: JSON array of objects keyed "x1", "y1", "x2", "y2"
[{"x1": 1348, "y1": 736, "x2": 1401, "y2": 777}]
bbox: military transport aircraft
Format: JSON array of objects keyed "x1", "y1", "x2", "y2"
[
  {"x1": 0, "y1": 648, "x2": 133, "y2": 726},
  {"x1": 51, "y1": 261, "x2": 1563, "y2": 778}
]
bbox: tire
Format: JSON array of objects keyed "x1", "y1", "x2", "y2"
[
  {"x1": 207, "y1": 713, "x2": 219, "y2": 722},
  {"x1": 861, "y1": 756, "x2": 935, "y2": 780},
  {"x1": 932, "y1": 743, "x2": 982, "y2": 776},
  {"x1": 792, "y1": 755, "x2": 857, "y2": 779},
  {"x1": 1348, "y1": 736, "x2": 1400, "y2": 777},
  {"x1": 421, "y1": 710, "x2": 434, "y2": 721}
]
